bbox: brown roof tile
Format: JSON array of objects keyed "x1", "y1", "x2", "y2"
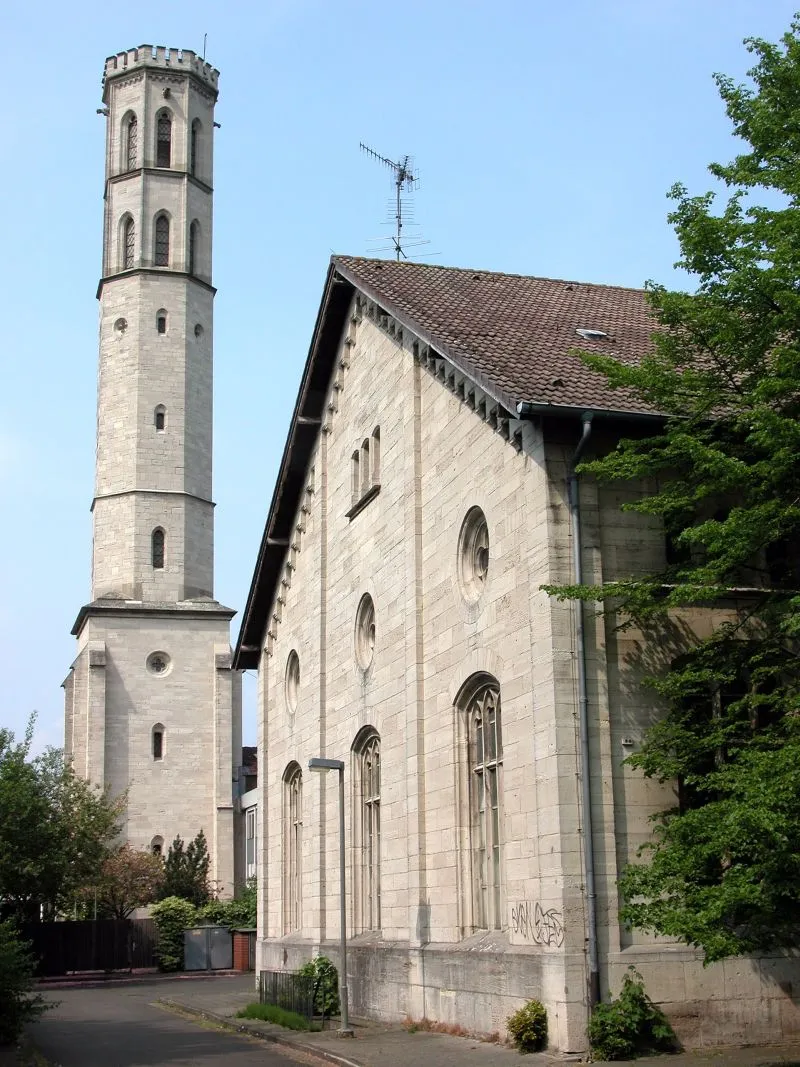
[{"x1": 334, "y1": 256, "x2": 658, "y2": 415}]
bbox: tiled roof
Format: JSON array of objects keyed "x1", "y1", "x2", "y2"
[{"x1": 334, "y1": 256, "x2": 658, "y2": 415}]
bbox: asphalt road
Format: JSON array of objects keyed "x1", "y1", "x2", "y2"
[{"x1": 31, "y1": 982, "x2": 309, "y2": 1067}]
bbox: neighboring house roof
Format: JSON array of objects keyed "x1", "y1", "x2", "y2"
[{"x1": 233, "y1": 256, "x2": 660, "y2": 669}]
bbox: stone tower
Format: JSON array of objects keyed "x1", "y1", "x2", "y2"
[{"x1": 63, "y1": 45, "x2": 241, "y2": 895}]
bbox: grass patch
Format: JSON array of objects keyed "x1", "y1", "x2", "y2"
[{"x1": 236, "y1": 1002, "x2": 320, "y2": 1032}]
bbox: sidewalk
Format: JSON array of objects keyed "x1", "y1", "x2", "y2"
[{"x1": 158, "y1": 974, "x2": 800, "y2": 1067}]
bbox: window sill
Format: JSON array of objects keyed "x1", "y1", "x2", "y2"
[{"x1": 346, "y1": 483, "x2": 381, "y2": 521}]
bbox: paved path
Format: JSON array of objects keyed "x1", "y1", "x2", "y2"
[{"x1": 31, "y1": 978, "x2": 311, "y2": 1067}]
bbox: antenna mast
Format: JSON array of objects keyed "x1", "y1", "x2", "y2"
[{"x1": 360, "y1": 143, "x2": 418, "y2": 260}]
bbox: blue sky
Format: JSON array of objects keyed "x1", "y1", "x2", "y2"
[{"x1": 1, "y1": 0, "x2": 795, "y2": 752}]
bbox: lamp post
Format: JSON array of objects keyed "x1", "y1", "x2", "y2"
[{"x1": 308, "y1": 757, "x2": 353, "y2": 1036}]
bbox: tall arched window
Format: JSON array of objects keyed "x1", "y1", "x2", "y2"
[
  {"x1": 456, "y1": 674, "x2": 503, "y2": 933},
  {"x1": 151, "y1": 528, "x2": 165, "y2": 569},
  {"x1": 360, "y1": 438, "x2": 370, "y2": 497},
  {"x1": 283, "y1": 763, "x2": 303, "y2": 932},
  {"x1": 190, "y1": 119, "x2": 201, "y2": 177},
  {"x1": 371, "y1": 426, "x2": 381, "y2": 484},
  {"x1": 156, "y1": 110, "x2": 172, "y2": 168},
  {"x1": 126, "y1": 114, "x2": 138, "y2": 170},
  {"x1": 188, "y1": 221, "x2": 199, "y2": 275},
  {"x1": 154, "y1": 215, "x2": 170, "y2": 267},
  {"x1": 122, "y1": 216, "x2": 135, "y2": 270},
  {"x1": 353, "y1": 728, "x2": 381, "y2": 932}
]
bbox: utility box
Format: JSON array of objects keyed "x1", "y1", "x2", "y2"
[{"x1": 184, "y1": 926, "x2": 232, "y2": 971}]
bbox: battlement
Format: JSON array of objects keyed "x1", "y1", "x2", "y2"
[{"x1": 103, "y1": 45, "x2": 219, "y2": 94}]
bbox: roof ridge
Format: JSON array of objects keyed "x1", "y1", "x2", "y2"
[{"x1": 331, "y1": 254, "x2": 648, "y2": 296}]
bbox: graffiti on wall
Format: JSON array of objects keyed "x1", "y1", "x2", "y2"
[{"x1": 510, "y1": 901, "x2": 564, "y2": 947}]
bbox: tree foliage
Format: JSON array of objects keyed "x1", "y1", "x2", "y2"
[
  {"x1": 0, "y1": 717, "x2": 124, "y2": 922},
  {"x1": 83, "y1": 845, "x2": 165, "y2": 920},
  {"x1": 150, "y1": 896, "x2": 197, "y2": 972},
  {"x1": 547, "y1": 19, "x2": 800, "y2": 961},
  {"x1": 159, "y1": 830, "x2": 211, "y2": 906},
  {"x1": 0, "y1": 920, "x2": 48, "y2": 1045}
]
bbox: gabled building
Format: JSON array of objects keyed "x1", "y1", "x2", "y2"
[{"x1": 233, "y1": 257, "x2": 796, "y2": 1052}]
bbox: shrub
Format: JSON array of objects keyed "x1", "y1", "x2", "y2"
[
  {"x1": 198, "y1": 878, "x2": 257, "y2": 930},
  {"x1": 506, "y1": 999, "x2": 547, "y2": 1053},
  {"x1": 150, "y1": 896, "x2": 197, "y2": 972},
  {"x1": 237, "y1": 1002, "x2": 319, "y2": 1031},
  {"x1": 588, "y1": 968, "x2": 676, "y2": 1061},
  {"x1": 298, "y1": 955, "x2": 340, "y2": 1018},
  {"x1": 0, "y1": 920, "x2": 49, "y2": 1045}
]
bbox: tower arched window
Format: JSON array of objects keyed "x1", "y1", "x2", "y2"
[
  {"x1": 156, "y1": 110, "x2": 172, "y2": 168},
  {"x1": 152, "y1": 723, "x2": 165, "y2": 760},
  {"x1": 122, "y1": 216, "x2": 135, "y2": 271},
  {"x1": 126, "y1": 114, "x2": 138, "y2": 170},
  {"x1": 151, "y1": 528, "x2": 165, "y2": 570},
  {"x1": 154, "y1": 215, "x2": 170, "y2": 267},
  {"x1": 188, "y1": 221, "x2": 199, "y2": 275},
  {"x1": 154, "y1": 405, "x2": 166, "y2": 431},
  {"x1": 190, "y1": 119, "x2": 201, "y2": 177}
]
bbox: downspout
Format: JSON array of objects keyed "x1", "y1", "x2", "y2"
[{"x1": 568, "y1": 411, "x2": 600, "y2": 1009}]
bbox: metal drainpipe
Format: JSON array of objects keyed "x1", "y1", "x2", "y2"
[{"x1": 568, "y1": 411, "x2": 600, "y2": 1010}]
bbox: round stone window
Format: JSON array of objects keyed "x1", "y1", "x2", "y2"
[
  {"x1": 114, "y1": 317, "x2": 128, "y2": 336},
  {"x1": 146, "y1": 651, "x2": 171, "y2": 676},
  {"x1": 458, "y1": 507, "x2": 490, "y2": 602},
  {"x1": 285, "y1": 650, "x2": 300, "y2": 713},
  {"x1": 354, "y1": 594, "x2": 376, "y2": 671}
]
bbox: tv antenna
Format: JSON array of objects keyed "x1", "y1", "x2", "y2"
[{"x1": 360, "y1": 143, "x2": 427, "y2": 260}]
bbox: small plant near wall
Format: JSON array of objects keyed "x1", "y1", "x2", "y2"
[
  {"x1": 506, "y1": 999, "x2": 547, "y2": 1053},
  {"x1": 588, "y1": 968, "x2": 676, "y2": 1061},
  {"x1": 298, "y1": 955, "x2": 340, "y2": 1018}
]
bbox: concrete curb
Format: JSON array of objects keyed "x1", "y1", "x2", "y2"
[{"x1": 158, "y1": 998, "x2": 364, "y2": 1067}]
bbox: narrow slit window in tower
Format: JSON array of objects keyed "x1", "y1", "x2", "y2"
[
  {"x1": 190, "y1": 120, "x2": 200, "y2": 177},
  {"x1": 154, "y1": 406, "x2": 166, "y2": 431},
  {"x1": 126, "y1": 115, "x2": 138, "y2": 170},
  {"x1": 156, "y1": 310, "x2": 167, "y2": 334},
  {"x1": 152, "y1": 528, "x2": 165, "y2": 569},
  {"x1": 156, "y1": 111, "x2": 172, "y2": 167},
  {"x1": 123, "y1": 218, "x2": 135, "y2": 270},
  {"x1": 189, "y1": 221, "x2": 199, "y2": 275},
  {"x1": 152, "y1": 728, "x2": 164, "y2": 760},
  {"x1": 154, "y1": 215, "x2": 170, "y2": 267}
]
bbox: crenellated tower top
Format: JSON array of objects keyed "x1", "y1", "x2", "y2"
[{"x1": 103, "y1": 45, "x2": 219, "y2": 99}]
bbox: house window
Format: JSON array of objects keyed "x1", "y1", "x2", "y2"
[
  {"x1": 123, "y1": 217, "x2": 135, "y2": 270},
  {"x1": 154, "y1": 215, "x2": 170, "y2": 267},
  {"x1": 152, "y1": 724, "x2": 164, "y2": 760},
  {"x1": 190, "y1": 119, "x2": 200, "y2": 177},
  {"x1": 283, "y1": 763, "x2": 302, "y2": 932},
  {"x1": 156, "y1": 110, "x2": 172, "y2": 167},
  {"x1": 188, "y1": 220, "x2": 199, "y2": 275},
  {"x1": 151, "y1": 528, "x2": 165, "y2": 569},
  {"x1": 353, "y1": 729, "x2": 381, "y2": 932},
  {"x1": 245, "y1": 807, "x2": 256, "y2": 880},
  {"x1": 456, "y1": 675, "x2": 503, "y2": 933},
  {"x1": 126, "y1": 114, "x2": 138, "y2": 170}
]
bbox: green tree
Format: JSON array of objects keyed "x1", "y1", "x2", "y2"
[
  {"x1": 0, "y1": 920, "x2": 48, "y2": 1044},
  {"x1": 0, "y1": 718, "x2": 124, "y2": 922},
  {"x1": 160, "y1": 830, "x2": 210, "y2": 906},
  {"x1": 547, "y1": 18, "x2": 800, "y2": 961}
]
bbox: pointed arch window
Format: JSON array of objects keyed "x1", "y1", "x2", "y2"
[
  {"x1": 123, "y1": 217, "x2": 135, "y2": 270},
  {"x1": 283, "y1": 763, "x2": 303, "y2": 932},
  {"x1": 151, "y1": 528, "x2": 165, "y2": 570},
  {"x1": 156, "y1": 110, "x2": 172, "y2": 168},
  {"x1": 353, "y1": 729, "x2": 381, "y2": 932},
  {"x1": 190, "y1": 119, "x2": 201, "y2": 177},
  {"x1": 188, "y1": 221, "x2": 199, "y2": 275},
  {"x1": 126, "y1": 114, "x2": 138, "y2": 170},
  {"x1": 154, "y1": 215, "x2": 170, "y2": 267}
]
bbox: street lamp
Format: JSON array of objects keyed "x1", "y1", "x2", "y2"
[{"x1": 308, "y1": 756, "x2": 353, "y2": 1037}]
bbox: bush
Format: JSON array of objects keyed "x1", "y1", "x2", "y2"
[
  {"x1": 0, "y1": 920, "x2": 48, "y2": 1045},
  {"x1": 237, "y1": 1002, "x2": 319, "y2": 1031},
  {"x1": 506, "y1": 999, "x2": 547, "y2": 1053},
  {"x1": 298, "y1": 955, "x2": 340, "y2": 1018},
  {"x1": 198, "y1": 878, "x2": 256, "y2": 930},
  {"x1": 588, "y1": 968, "x2": 676, "y2": 1061},
  {"x1": 150, "y1": 896, "x2": 197, "y2": 972}
]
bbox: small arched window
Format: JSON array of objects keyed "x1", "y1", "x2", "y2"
[
  {"x1": 126, "y1": 114, "x2": 138, "y2": 170},
  {"x1": 151, "y1": 528, "x2": 165, "y2": 569},
  {"x1": 151, "y1": 836, "x2": 164, "y2": 857},
  {"x1": 154, "y1": 405, "x2": 166, "y2": 432},
  {"x1": 122, "y1": 216, "x2": 135, "y2": 270},
  {"x1": 152, "y1": 724, "x2": 164, "y2": 760},
  {"x1": 188, "y1": 220, "x2": 199, "y2": 275},
  {"x1": 351, "y1": 450, "x2": 360, "y2": 506},
  {"x1": 154, "y1": 215, "x2": 170, "y2": 267},
  {"x1": 156, "y1": 310, "x2": 167, "y2": 335},
  {"x1": 156, "y1": 110, "x2": 172, "y2": 168},
  {"x1": 190, "y1": 119, "x2": 201, "y2": 177},
  {"x1": 371, "y1": 426, "x2": 381, "y2": 484},
  {"x1": 360, "y1": 439, "x2": 370, "y2": 497}
]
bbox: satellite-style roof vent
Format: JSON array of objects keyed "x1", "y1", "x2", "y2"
[{"x1": 576, "y1": 328, "x2": 609, "y2": 341}]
